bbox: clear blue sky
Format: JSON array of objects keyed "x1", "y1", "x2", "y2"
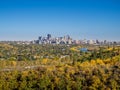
[{"x1": 0, "y1": 0, "x2": 120, "y2": 41}]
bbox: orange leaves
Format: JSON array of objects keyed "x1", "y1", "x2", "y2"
[
  {"x1": 54, "y1": 77, "x2": 60, "y2": 84},
  {"x1": 70, "y1": 47, "x2": 80, "y2": 52},
  {"x1": 11, "y1": 61, "x2": 17, "y2": 67},
  {"x1": 41, "y1": 59, "x2": 48, "y2": 65},
  {"x1": 90, "y1": 60, "x2": 96, "y2": 65},
  {"x1": 22, "y1": 71, "x2": 28, "y2": 77},
  {"x1": 96, "y1": 59, "x2": 104, "y2": 65}
]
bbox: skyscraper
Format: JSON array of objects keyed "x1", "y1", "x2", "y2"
[
  {"x1": 38, "y1": 36, "x2": 42, "y2": 41},
  {"x1": 47, "y1": 34, "x2": 51, "y2": 40}
]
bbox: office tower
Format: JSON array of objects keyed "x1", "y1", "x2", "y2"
[
  {"x1": 47, "y1": 34, "x2": 51, "y2": 40},
  {"x1": 38, "y1": 36, "x2": 42, "y2": 41}
]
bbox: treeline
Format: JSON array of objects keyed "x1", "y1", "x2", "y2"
[
  {"x1": 0, "y1": 44, "x2": 72, "y2": 61},
  {"x1": 0, "y1": 56, "x2": 120, "y2": 90},
  {"x1": 0, "y1": 43, "x2": 119, "y2": 62},
  {"x1": 0, "y1": 43, "x2": 120, "y2": 89}
]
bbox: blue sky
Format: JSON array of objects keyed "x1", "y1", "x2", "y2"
[{"x1": 0, "y1": 0, "x2": 120, "y2": 41}]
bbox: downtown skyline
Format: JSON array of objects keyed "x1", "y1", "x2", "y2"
[{"x1": 0, "y1": 0, "x2": 120, "y2": 41}]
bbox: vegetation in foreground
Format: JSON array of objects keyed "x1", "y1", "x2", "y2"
[{"x1": 0, "y1": 43, "x2": 120, "y2": 90}]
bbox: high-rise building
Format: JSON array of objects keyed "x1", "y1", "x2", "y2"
[
  {"x1": 38, "y1": 36, "x2": 42, "y2": 41},
  {"x1": 36, "y1": 34, "x2": 73, "y2": 44},
  {"x1": 96, "y1": 39, "x2": 99, "y2": 44},
  {"x1": 64, "y1": 35, "x2": 70, "y2": 40},
  {"x1": 47, "y1": 34, "x2": 51, "y2": 40}
]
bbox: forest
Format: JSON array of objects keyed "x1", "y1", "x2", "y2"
[{"x1": 0, "y1": 42, "x2": 120, "y2": 90}]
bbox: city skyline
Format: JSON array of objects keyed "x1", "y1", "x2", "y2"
[
  {"x1": 1, "y1": 34, "x2": 120, "y2": 45},
  {"x1": 0, "y1": 0, "x2": 120, "y2": 41}
]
